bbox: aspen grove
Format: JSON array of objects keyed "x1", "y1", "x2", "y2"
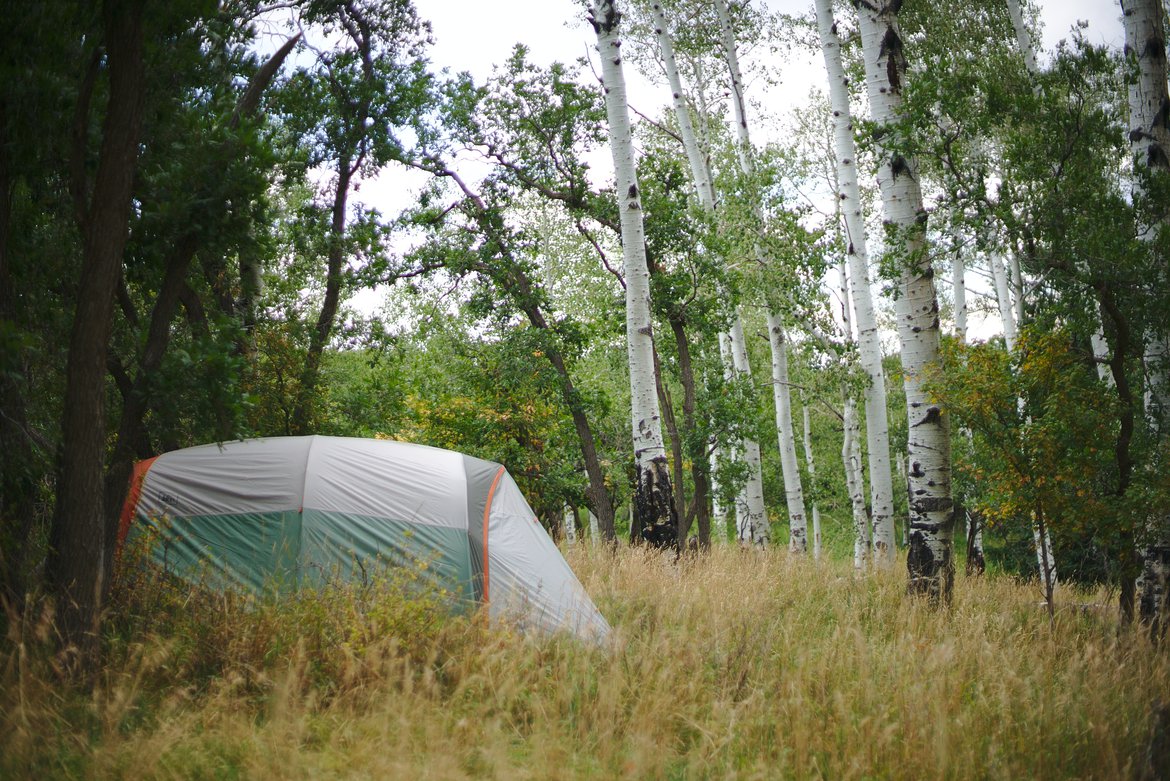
[{"x1": 2, "y1": 0, "x2": 1169, "y2": 775}]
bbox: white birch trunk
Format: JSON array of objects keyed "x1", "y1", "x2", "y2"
[
  {"x1": 652, "y1": 2, "x2": 767, "y2": 542},
  {"x1": 856, "y1": 0, "x2": 955, "y2": 601},
  {"x1": 1123, "y1": 0, "x2": 1170, "y2": 627},
  {"x1": 837, "y1": 258, "x2": 873, "y2": 568},
  {"x1": 588, "y1": 509, "x2": 600, "y2": 542},
  {"x1": 767, "y1": 313, "x2": 808, "y2": 553},
  {"x1": 591, "y1": 0, "x2": 676, "y2": 547},
  {"x1": 650, "y1": 2, "x2": 715, "y2": 211},
  {"x1": 730, "y1": 317, "x2": 770, "y2": 545},
  {"x1": 952, "y1": 245, "x2": 968, "y2": 343},
  {"x1": 814, "y1": 0, "x2": 897, "y2": 565},
  {"x1": 843, "y1": 395, "x2": 871, "y2": 569},
  {"x1": 1008, "y1": 252, "x2": 1026, "y2": 330},
  {"x1": 563, "y1": 505, "x2": 577, "y2": 544},
  {"x1": 989, "y1": 251, "x2": 1018, "y2": 352},
  {"x1": 802, "y1": 405, "x2": 822, "y2": 559},
  {"x1": 1005, "y1": 0, "x2": 1040, "y2": 89}
]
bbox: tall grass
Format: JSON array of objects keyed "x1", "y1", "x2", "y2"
[{"x1": 2, "y1": 546, "x2": 1166, "y2": 779}]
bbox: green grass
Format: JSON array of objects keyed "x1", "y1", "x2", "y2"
[{"x1": 2, "y1": 546, "x2": 1166, "y2": 779}]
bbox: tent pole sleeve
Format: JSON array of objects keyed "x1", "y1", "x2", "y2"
[
  {"x1": 482, "y1": 466, "x2": 506, "y2": 603},
  {"x1": 117, "y1": 455, "x2": 159, "y2": 547}
]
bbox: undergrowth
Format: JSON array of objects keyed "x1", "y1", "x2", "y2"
[{"x1": 2, "y1": 546, "x2": 1167, "y2": 779}]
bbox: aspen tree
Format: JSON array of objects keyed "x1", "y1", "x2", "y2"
[
  {"x1": 813, "y1": 0, "x2": 896, "y2": 564},
  {"x1": 1122, "y1": 0, "x2": 1170, "y2": 628},
  {"x1": 590, "y1": 0, "x2": 678, "y2": 547},
  {"x1": 854, "y1": 0, "x2": 955, "y2": 601}
]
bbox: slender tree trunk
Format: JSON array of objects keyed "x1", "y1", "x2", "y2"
[
  {"x1": 670, "y1": 315, "x2": 711, "y2": 548},
  {"x1": 47, "y1": 0, "x2": 147, "y2": 667},
  {"x1": 766, "y1": 314, "x2": 806, "y2": 551},
  {"x1": 654, "y1": 1, "x2": 768, "y2": 541},
  {"x1": 802, "y1": 405, "x2": 822, "y2": 559},
  {"x1": 591, "y1": 0, "x2": 677, "y2": 547},
  {"x1": 101, "y1": 35, "x2": 301, "y2": 550},
  {"x1": 815, "y1": 0, "x2": 897, "y2": 564},
  {"x1": 0, "y1": 112, "x2": 37, "y2": 614},
  {"x1": 843, "y1": 395, "x2": 871, "y2": 568},
  {"x1": 1123, "y1": 0, "x2": 1170, "y2": 630},
  {"x1": 836, "y1": 258, "x2": 872, "y2": 568},
  {"x1": 730, "y1": 317, "x2": 770, "y2": 545},
  {"x1": 293, "y1": 162, "x2": 351, "y2": 433},
  {"x1": 854, "y1": 0, "x2": 955, "y2": 602}
]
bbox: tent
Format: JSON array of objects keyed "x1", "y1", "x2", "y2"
[{"x1": 118, "y1": 436, "x2": 610, "y2": 642}]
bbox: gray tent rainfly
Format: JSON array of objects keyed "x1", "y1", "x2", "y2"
[{"x1": 118, "y1": 436, "x2": 611, "y2": 642}]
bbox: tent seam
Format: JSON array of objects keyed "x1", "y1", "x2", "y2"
[{"x1": 482, "y1": 466, "x2": 506, "y2": 604}]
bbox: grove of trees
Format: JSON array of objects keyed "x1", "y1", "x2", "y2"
[{"x1": 1, "y1": 0, "x2": 1168, "y2": 671}]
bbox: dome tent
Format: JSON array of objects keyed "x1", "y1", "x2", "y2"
[{"x1": 118, "y1": 436, "x2": 610, "y2": 642}]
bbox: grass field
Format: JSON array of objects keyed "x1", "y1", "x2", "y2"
[{"x1": 3, "y1": 545, "x2": 1167, "y2": 779}]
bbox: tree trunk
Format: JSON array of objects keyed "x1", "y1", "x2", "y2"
[
  {"x1": 591, "y1": 0, "x2": 677, "y2": 548},
  {"x1": 843, "y1": 395, "x2": 871, "y2": 569},
  {"x1": 101, "y1": 35, "x2": 301, "y2": 548},
  {"x1": 815, "y1": 0, "x2": 897, "y2": 564},
  {"x1": 855, "y1": 0, "x2": 955, "y2": 603},
  {"x1": 802, "y1": 405, "x2": 822, "y2": 559},
  {"x1": 670, "y1": 314, "x2": 711, "y2": 548},
  {"x1": 0, "y1": 109, "x2": 37, "y2": 614},
  {"x1": 1122, "y1": 0, "x2": 1170, "y2": 631},
  {"x1": 655, "y1": 0, "x2": 768, "y2": 541},
  {"x1": 293, "y1": 162, "x2": 351, "y2": 434},
  {"x1": 47, "y1": 0, "x2": 147, "y2": 667},
  {"x1": 766, "y1": 314, "x2": 806, "y2": 551}
]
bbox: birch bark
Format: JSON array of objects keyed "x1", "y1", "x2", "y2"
[
  {"x1": 814, "y1": 0, "x2": 896, "y2": 563},
  {"x1": 711, "y1": 0, "x2": 801, "y2": 546},
  {"x1": 838, "y1": 258, "x2": 873, "y2": 568},
  {"x1": 590, "y1": 0, "x2": 678, "y2": 547},
  {"x1": 652, "y1": 0, "x2": 768, "y2": 543},
  {"x1": 767, "y1": 313, "x2": 808, "y2": 552},
  {"x1": 1122, "y1": 0, "x2": 1170, "y2": 629},
  {"x1": 854, "y1": 0, "x2": 955, "y2": 601},
  {"x1": 802, "y1": 405, "x2": 822, "y2": 559}
]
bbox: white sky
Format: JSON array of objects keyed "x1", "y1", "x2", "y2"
[{"x1": 347, "y1": 1, "x2": 1128, "y2": 335}]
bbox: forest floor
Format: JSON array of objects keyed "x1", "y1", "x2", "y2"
[{"x1": 2, "y1": 545, "x2": 1166, "y2": 779}]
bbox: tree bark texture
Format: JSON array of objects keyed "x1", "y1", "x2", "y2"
[
  {"x1": 591, "y1": 0, "x2": 677, "y2": 548},
  {"x1": 815, "y1": 0, "x2": 897, "y2": 564},
  {"x1": 767, "y1": 314, "x2": 807, "y2": 551},
  {"x1": 47, "y1": 0, "x2": 147, "y2": 666},
  {"x1": 802, "y1": 405, "x2": 822, "y2": 559},
  {"x1": 1122, "y1": 0, "x2": 1170, "y2": 630},
  {"x1": 854, "y1": 0, "x2": 955, "y2": 602}
]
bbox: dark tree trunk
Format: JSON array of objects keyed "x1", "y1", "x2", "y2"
[
  {"x1": 102, "y1": 36, "x2": 301, "y2": 561},
  {"x1": 653, "y1": 344, "x2": 687, "y2": 534},
  {"x1": 293, "y1": 163, "x2": 351, "y2": 434},
  {"x1": 46, "y1": 0, "x2": 146, "y2": 669},
  {"x1": 0, "y1": 108, "x2": 38, "y2": 614},
  {"x1": 670, "y1": 315, "x2": 710, "y2": 548}
]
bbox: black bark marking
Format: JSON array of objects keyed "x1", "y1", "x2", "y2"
[
  {"x1": 1144, "y1": 36, "x2": 1167, "y2": 62},
  {"x1": 1155, "y1": 97, "x2": 1170, "y2": 131},
  {"x1": 919, "y1": 406, "x2": 942, "y2": 426},
  {"x1": 890, "y1": 154, "x2": 910, "y2": 178},
  {"x1": 909, "y1": 461, "x2": 925, "y2": 478},
  {"x1": 627, "y1": 184, "x2": 638, "y2": 199},
  {"x1": 881, "y1": 27, "x2": 903, "y2": 92}
]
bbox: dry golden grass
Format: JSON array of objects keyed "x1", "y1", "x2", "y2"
[{"x1": 3, "y1": 546, "x2": 1167, "y2": 780}]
